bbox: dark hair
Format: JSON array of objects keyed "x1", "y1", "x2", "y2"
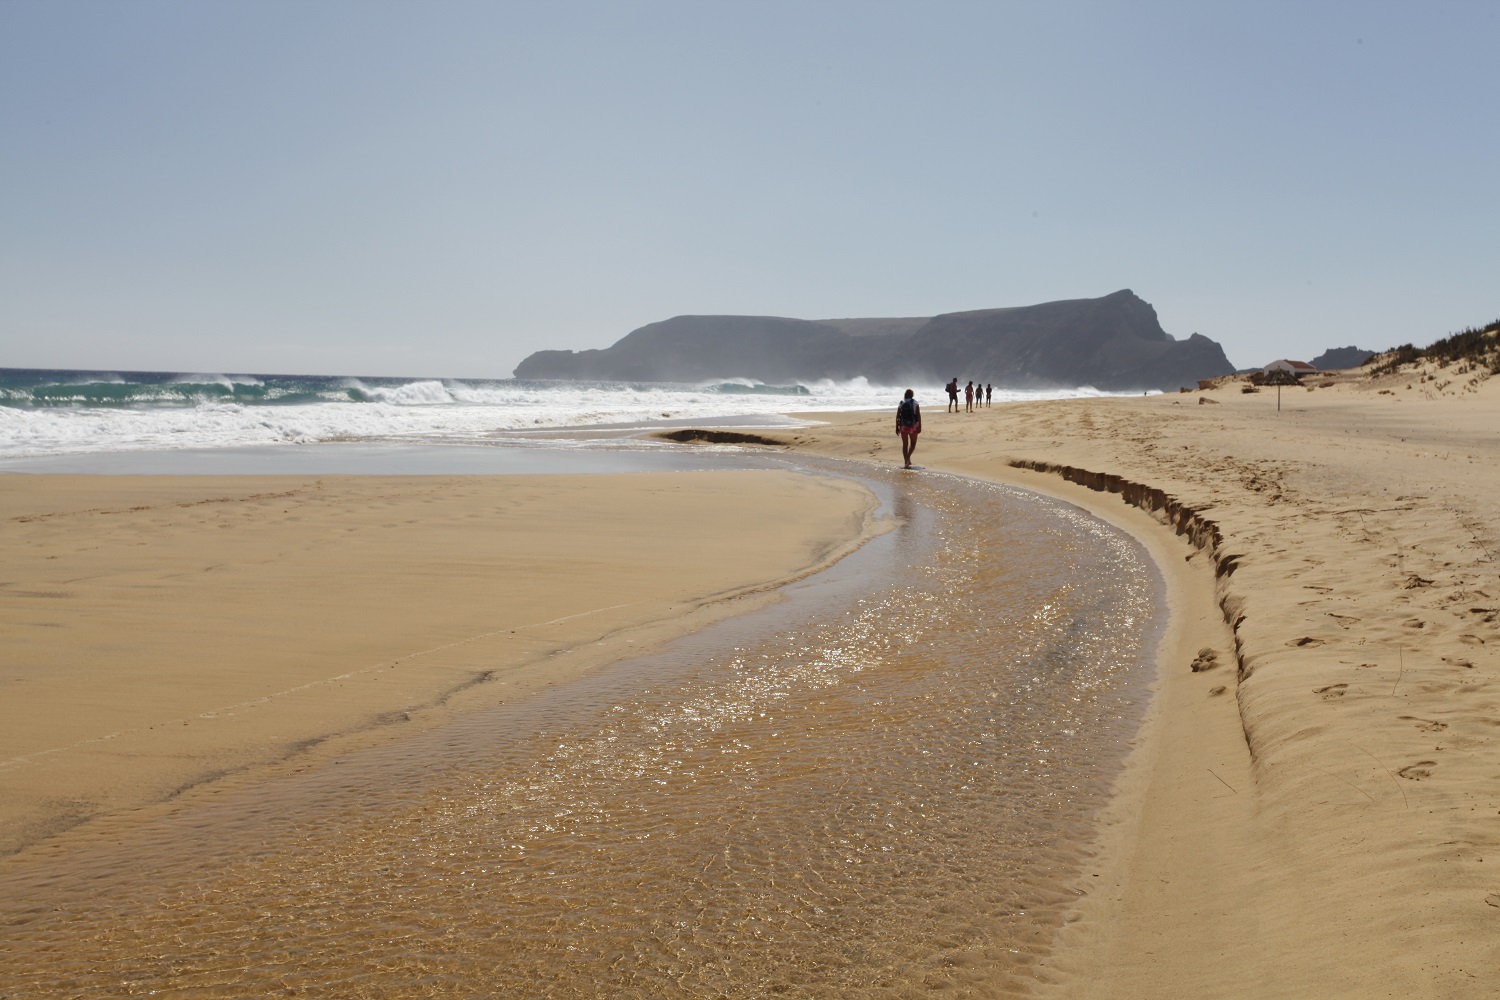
[{"x1": 903, "y1": 389, "x2": 915, "y2": 398}]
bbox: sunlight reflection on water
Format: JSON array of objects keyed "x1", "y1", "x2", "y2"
[{"x1": 0, "y1": 462, "x2": 1160, "y2": 998}]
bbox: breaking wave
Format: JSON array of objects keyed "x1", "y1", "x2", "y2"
[{"x1": 0, "y1": 367, "x2": 1126, "y2": 461}]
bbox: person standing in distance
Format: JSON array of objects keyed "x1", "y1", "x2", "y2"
[
  {"x1": 946, "y1": 377, "x2": 959, "y2": 413},
  {"x1": 895, "y1": 389, "x2": 922, "y2": 469}
]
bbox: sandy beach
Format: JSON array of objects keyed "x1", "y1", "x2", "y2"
[
  {"x1": 780, "y1": 366, "x2": 1500, "y2": 996},
  {"x1": 3, "y1": 362, "x2": 1497, "y2": 995},
  {"x1": 0, "y1": 470, "x2": 880, "y2": 858}
]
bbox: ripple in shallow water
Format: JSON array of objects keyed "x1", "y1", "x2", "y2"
[{"x1": 0, "y1": 466, "x2": 1160, "y2": 998}]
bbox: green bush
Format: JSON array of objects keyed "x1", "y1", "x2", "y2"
[
  {"x1": 1373, "y1": 318, "x2": 1499, "y2": 375},
  {"x1": 1371, "y1": 344, "x2": 1421, "y2": 375},
  {"x1": 1425, "y1": 319, "x2": 1499, "y2": 363}
]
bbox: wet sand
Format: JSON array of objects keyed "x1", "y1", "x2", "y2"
[
  {"x1": 0, "y1": 463, "x2": 1164, "y2": 997},
  {"x1": 0, "y1": 458, "x2": 1170, "y2": 995},
  {"x1": 783, "y1": 368, "x2": 1500, "y2": 996},
  {"x1": 0, "y1": 470, "x2": 878, "y2": 857}
]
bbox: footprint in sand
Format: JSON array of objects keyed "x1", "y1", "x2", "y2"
[
  {"x1": 1402, "y1": 619, "x2": 1426, "y2": 629},
  {"x1": 1442, "y1": 656, "x2": 1476, "y2": 669},
  {"x1": 1190, "y1": 648, "x2": 1219, "y2": 672},
  {"x1": 1313, "y1": 683, "x2": 1348, "y2": 699},
  {"x1": 1458, "y1": 634, "x2": 1485, "y2": 646},
  {"x1": 1397, "y1": 761, "x2": 1436, "y2": 780},
  {"x1": 1288, "y1": 636, "x2": 1326, "y2": 647},
  {"x1": 1398, "y1": 715, "x2": 1449, "y2": 732},
  {"x1": 1327, "y1": 614, "x2": 1360, "y2": 629}
]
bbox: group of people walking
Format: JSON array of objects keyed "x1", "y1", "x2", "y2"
[
  {"x1": 944, "y1": 377, "x2": 991, "y2": 412},
  {"x1": 893, "y1": 377, "x2": 993, "y2": 470}
]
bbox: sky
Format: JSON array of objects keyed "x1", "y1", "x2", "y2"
[{"x1": 2, "y1": 1, "x2": 1496, "y2": 378}]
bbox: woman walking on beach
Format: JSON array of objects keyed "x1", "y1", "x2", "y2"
[
  {"x1": 964, "y1": 381, "x2": 975, "y2": 412},
  {"x1": 895, "y1": 389, "x2": 922, "y2": 469}
]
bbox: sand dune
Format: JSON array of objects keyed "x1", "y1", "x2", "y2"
[{"x1": 784, "y1": 367, "x2": 1500, "y2": 996}]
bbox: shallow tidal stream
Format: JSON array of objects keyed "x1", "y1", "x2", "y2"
[{"x1": 0, "y1": 460, "x2": 1161, "y2": 998}]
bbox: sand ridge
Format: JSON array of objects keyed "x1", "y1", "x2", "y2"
[{"x1": 782, "y1": 370, "x2": 1500, "y2": 997}]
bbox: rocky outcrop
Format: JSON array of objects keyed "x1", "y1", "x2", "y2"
[
  {"x1": 1309, "y1": 346, "x2": 1376, "y2": 370},
  {"x1": 867, "y1": 290, "x2": 1233, "y2": 390},
  {"x1": 514, "y1": 290, "x2": 1237, "y2": 391},
  {"x1": 513, "y1": 315, "x2": 909, "y2": 383}
]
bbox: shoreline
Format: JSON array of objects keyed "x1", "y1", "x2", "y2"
[
  {"x1": 780, "y1": 369, "x2": 1500, "y2": 995},
  {"x1": 1, "y1": 455, "x2": 1168, "y2": 995},
  {"x1": 4, "y1": 366, "x2": 1496, "y2": 991},
  {"x1": 0, "y1": 469, "x2": 882, "y2": 860}
]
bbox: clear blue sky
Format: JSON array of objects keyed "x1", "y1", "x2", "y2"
[{"x1": 3, "y1": 1, "x2": 1495, "y2": 377}]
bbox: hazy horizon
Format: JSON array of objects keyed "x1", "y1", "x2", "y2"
[{"x1": 0, "y1": 293, "x2": 1455, "y2": 382}]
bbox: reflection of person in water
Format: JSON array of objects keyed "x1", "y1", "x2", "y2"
[{"x1": 895, "y1": 389, "x2": 922, "y2": 469}]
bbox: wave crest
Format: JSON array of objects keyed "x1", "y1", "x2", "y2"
[{"x1": 345, "y1": 380, "x2": 455, "y2": 405}]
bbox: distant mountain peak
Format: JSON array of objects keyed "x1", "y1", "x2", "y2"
[
  {"x1": 514, "y1": 291, "x2": 1236, "y2": 391},
  {"x1": 1310, "y1": 346, "x2": 1377, "y2": 370}
]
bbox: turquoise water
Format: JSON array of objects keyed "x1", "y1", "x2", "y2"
[{"x1": 0, "y1": 366, "x2": 1128, "y2": 465}]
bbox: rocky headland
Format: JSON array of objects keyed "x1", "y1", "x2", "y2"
[{"x1": 514, "y1": 289, "x2": 1237, "y2": 392}]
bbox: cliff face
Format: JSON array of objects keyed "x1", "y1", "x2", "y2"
[
  {"x1": 514, "y1": 290, "x2": 1236, "y2": 391},
  {"x1": 870, "y1": 290, "x2": 1235, "y2": 390}
]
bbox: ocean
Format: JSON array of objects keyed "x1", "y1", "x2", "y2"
[{"x1": 0, "y1": 367, "x2": 1125, "y2": 466}]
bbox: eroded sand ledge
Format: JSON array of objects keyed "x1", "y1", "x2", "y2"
[
  {"x1": 782, "y1": 371, "x2": 1500, "y2": 997},
  {"x1": 0, "y1": 470, "x2": 880, "y2": 858}
]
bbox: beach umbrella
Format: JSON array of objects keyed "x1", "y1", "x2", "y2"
[{"x1": 1260, "y1": 368, "x2": 1300, "y2": 410}]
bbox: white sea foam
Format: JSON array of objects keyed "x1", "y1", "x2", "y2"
[
  {"x1": 168, "y1": 373, "x2": 264, "y2": 388},
  {"x1": 361, "y1": 380, "x2": 457, "y2": 405},
  {"x1": 0, "y1": 376, "x2": 1135, "y2": 462}
]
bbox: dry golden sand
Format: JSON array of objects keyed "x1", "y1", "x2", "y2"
[
  {"x1": 783, "y1": 369, "x2": 1500, "y2": 997},
  {"x1": 4, "y1": 370, "x2": 1497, "y2": 995},
  {"x1": 0, "y1": 470, "x2": 879, "y2": 858}
]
